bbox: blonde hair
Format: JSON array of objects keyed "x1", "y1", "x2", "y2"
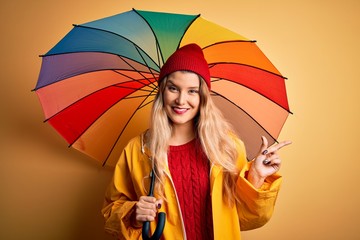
[{"x1": 146, "y1": 73, "x2": 241, "y2": 205}]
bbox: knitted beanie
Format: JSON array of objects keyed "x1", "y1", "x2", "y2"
[{"x1": 158, "y1": 43, "x2": 211, "y2": 89}]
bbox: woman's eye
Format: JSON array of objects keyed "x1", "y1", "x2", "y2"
[
  {"x1": 189, "y1": 89, "x2": 199, "y2": 94},
  {"x1": 168, "y1": 85, "x2": 178, "y2": 92}
]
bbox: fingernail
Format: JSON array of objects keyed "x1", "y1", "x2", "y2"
[
  {"x1": 157, "y1": 203, "x2": 162, "y2": 209},
  {"x1": 263, "y1": 159, "x2": 270, "y2": 165},
  {"x1": 262, "y1": 150, "x2": 268, "y2": 155}
]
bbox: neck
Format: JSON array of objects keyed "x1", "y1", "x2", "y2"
[{"x1": 169, "y1": 122, "x2": 196, "y2": 146}]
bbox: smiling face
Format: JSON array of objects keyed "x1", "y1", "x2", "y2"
[{"x1": 163, "y1": 71, "x2": 201, "y2": 129}]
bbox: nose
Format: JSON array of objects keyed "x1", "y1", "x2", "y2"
[{"x1": 175, "y1": 91, "x2": 186, "y2": 105}]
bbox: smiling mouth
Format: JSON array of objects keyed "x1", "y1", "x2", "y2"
[{"x1": 172, "y1": 107, "x2": 189, "y2": 114}]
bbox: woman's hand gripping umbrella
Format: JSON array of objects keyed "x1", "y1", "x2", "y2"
[{"x1": 138, "y1": 170, "x2": 166, "y2": 240}]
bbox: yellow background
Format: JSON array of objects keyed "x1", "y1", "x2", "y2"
[{"x1": 1, "y1": 0, "x2": 359, "y2": 239}]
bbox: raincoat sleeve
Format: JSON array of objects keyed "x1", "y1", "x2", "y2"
[
  {"x1": 234, "y1": 138, "x2": 282, "y2": 231},
  {"x1": 101, "y1": 138, "x2": 144, "y2": 239}
]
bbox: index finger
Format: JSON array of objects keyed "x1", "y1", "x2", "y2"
[{"x1": 267, "y1": 140, "x2": 292, "y2": 153}]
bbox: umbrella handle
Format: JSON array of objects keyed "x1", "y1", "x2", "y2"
[
  {"x1": 142, "y1": 170, "x2": 166, "y2": 240},
  {"x1": 142, "y1": 212, "x2": 166, "y2": 240}
]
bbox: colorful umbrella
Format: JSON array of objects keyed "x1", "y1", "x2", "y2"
[{"x1": 34, "y1": 9, "x2": 291, "y2": 167}]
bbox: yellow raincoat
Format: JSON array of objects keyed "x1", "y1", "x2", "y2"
[{"x1": 102, "y1": 134, "x2": 282, "y2": 240}]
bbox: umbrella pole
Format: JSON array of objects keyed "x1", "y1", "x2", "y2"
[{"x1": 142, "y1": 170, "x2": 166, "y2": 240}]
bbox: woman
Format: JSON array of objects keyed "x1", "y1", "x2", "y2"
[{"x1": 102, "y1": 44, "x2": 291, "y2": 239}]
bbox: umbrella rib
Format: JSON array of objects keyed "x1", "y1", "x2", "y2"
[
  {"x1": 113, "y1": 84, "x2": 155, "y2": 93},
  {"x1": 102, "y1": 88, "x2": 157, "y2": 166},
  {"x1": 123, "y1": 94, "x2": 157, "y2": 100},
  {"x1": 155, "y1": 40, "x2": 162, "y2": 68},
  {"x1": 135, "y1": 98, "x2": 155, "y2": 110},
  {"x1": 176, "y1": 14, "x2": 201, "y2": 50},
  {"x1": 118, "y1": 55, "x2": 158, "y2": 90},
  {"x1": 132, "y1": 9, "x2": 164, "y2": 65},
  {"x1": 34, "y1": 60, "x2": 157, "y2": 91},
  {"x1": 202, "y1": 40, "x2": 257, "y2": 50},
  {"x1": 69, "y1": 24, "x2": 161, "y2": 69},
  {"x1": 211, "y1": 90, "x2": 281, "y2": 142},
  {"x1": 111, "y1": 69, "x2": 157, "y2": 91},
  {"x1": 133, "y1": 45, "x2": 160, "y2": 89},
  {"x1": 210, "y1": 61, "x2": 287, "y2": 79}
]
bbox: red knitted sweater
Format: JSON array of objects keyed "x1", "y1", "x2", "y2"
[{"x1": 168, "y1": 139, "x2": 214, "y2": 240}]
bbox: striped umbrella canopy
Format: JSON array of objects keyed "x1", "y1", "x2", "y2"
[{"x1": 34, "y1": 9, "x2": 291, "y2": 167}]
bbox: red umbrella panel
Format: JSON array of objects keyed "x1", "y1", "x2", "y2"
[{"x1": 34, "y1": 9, "x2": 291, "y2": 167}]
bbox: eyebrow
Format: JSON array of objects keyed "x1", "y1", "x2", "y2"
[{"x1": 166, "y1": 80, "x2": 200, "y2": 89}]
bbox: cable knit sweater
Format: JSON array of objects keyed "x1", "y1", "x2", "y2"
[{"x1": 168, "y1": 138, "x2": 214, "y2": 240}]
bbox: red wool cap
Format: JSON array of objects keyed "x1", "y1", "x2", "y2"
[{"x1": 158, "y1": 43, "x2": 211, "y2": 89}]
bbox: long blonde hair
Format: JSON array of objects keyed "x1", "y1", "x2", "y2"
[{"x1": 146, "y1": 73, "x2": 241, "y2": 205}]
